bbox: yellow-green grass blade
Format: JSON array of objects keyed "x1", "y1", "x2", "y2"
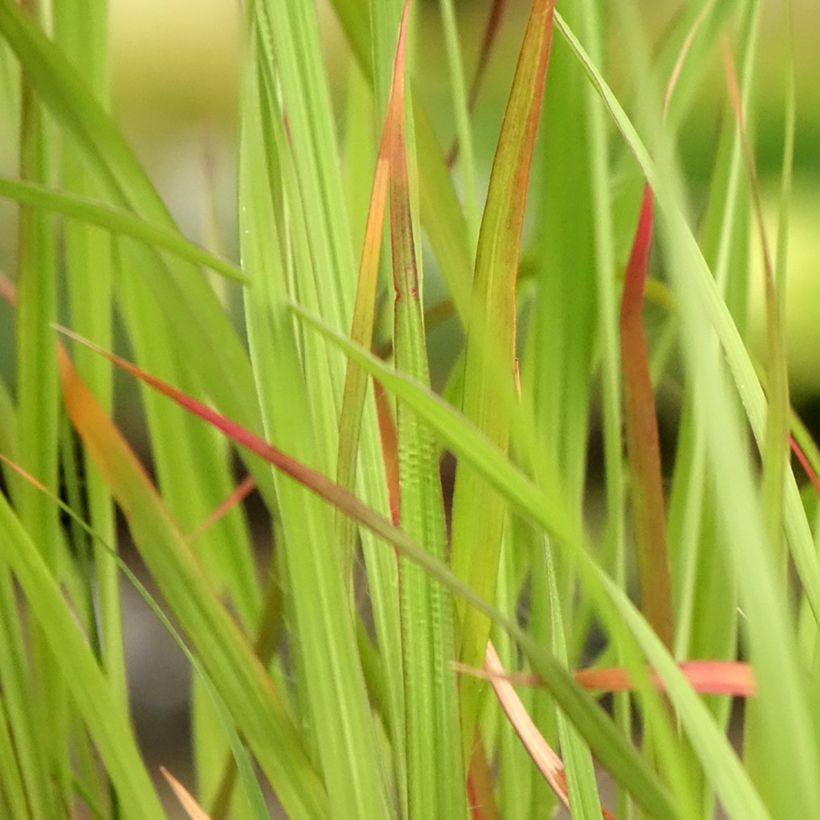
[
  {"x1": 0, "y1": 701, "x2": 27, "y2": 819},
  {"x1": 239, "y1": 26, "x2": 392, "y2": 816},
  {"x1": 58, "y1": 343, "x2": 328, "y2": 818},
  {"x1": 335, "y1": 11, "x2": 408, "y2": 812},
  {"x1": 252, "y1": 0, "x2": 402, "y2": 741},
  {"x1": 723, "y1": 42, "x2": 790, "y2": 571},
  {"x1": 387, "y1": 4, "x2": 464, "y2": 816},
  {"x1": 449, "y1": 0, "x2": 557, "y2": 755},
  {"x1": 0, "y1": 567, "x2": 53, "y2": 820},
  {"x1": 335, "y1": 47, "x2": 390, "y2": 588},
  {"x1": 665, "y1": 12, "x2": 751, "y2": 811},
  {"x1": 0, "y1": 492, "x2": 164, "y2": 820},
  {"x1": 575, "y1": 0, "x2": 629, "y2": 809},
  {"x1": 437, "y1": 0, "x2": 480, "y2": 246},
  {"x1": 52, "y1": 0, "x2": 126, "y2": 738},
  {"x1": 0, "y1": 177, "x2": 247, "y2": 283},
  {"x1": 14, "y1": 5, "x2": 69, "y2": 806}
]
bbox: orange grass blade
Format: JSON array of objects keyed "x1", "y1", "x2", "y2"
[
  {"x1": 574, "y1": 660, "x2": 755, "y2": 699},
  {"x1": 186, "y1": 475, "x2": 256, "y2": 545},
  {"x1": 457, "y1": 654, "x2": 755, "y2": 698},
  {"x1": 161, "y1": 767, "x2": 211, "y2": 820},
  {"x1": 334, "y1": 51, "x2": 393, "y2": 576}
]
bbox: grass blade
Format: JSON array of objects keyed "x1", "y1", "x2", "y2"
[
  {"x1": 620, "y1": 183, "x2": 674, "y2": 648},
  {"x1": 449, "y1": 0, "x2": 557, "y2": 753},
  {"x1": 386, "y1": 4, "x2": 464, "y2": 816}
]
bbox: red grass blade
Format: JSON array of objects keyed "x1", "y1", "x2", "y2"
[
  {"x1": 620, "y1": 182, "x2": 675, "y2": 650},
  {"x1": 186, "y1": 475, "x2": 256, "y2": 545},
  {"x1": 790, "y1": 434, "x2": 820, "y2": 496}
]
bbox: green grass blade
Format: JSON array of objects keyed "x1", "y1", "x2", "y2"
[
  {"x1": 437, "y1": 0, "x2": 479, "y2": 245},
  {"x1": 240, "y1": 18, "x2": 392, "y2": 814},
  {"x1": 542, "y1": 540, "x2": 601, "y2": 819},
  {"x1": 386, "y1": 5, "x2": 464, "y2": 816},
  {"x1": 449, "y1": 0, "x2": 557, "y2": 753},
  {"x1": 0, "y1": 177, "x2": 247, "y2": 283},
  {"x1": 14, "y1": 6, "x2": 68, "y2": 806}
]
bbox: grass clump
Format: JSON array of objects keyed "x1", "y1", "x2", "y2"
[{"x1": 0, "y1": 1, "x2": 818, "y2": 818}]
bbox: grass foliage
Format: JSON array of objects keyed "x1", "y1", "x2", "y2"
[{"x1": 0, "y1": 0, "x2": 818, "y2": 817}]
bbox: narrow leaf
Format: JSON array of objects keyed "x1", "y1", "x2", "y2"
[{"x1": 449, "y1": 0, "x2": 557, "y2": 751}]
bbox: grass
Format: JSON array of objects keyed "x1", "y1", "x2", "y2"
[{"x1": 0, "y1": 0, "x2": 818, "y2": 817}]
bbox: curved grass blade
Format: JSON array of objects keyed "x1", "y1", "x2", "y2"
[
  {"x1": 449, "y1": 0, "x2": 557, "y2": 753},
  {"x1": 483, "y1": 642, "x2": 615, "y2": 819},
  {"x1": 0, "y1": 177, "x2": 247, "y2": 283}
]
